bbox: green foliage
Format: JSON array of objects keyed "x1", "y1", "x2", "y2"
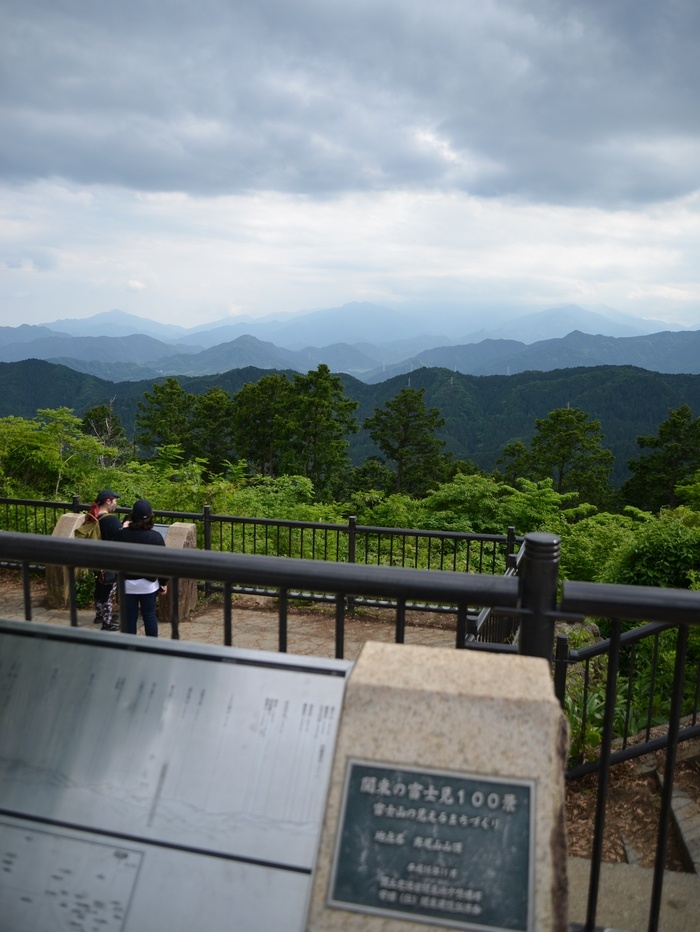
[
  {"x1": 136, "y1": 378, "x2": 194, "y2": 456},
  {"x1": 279, "y1": 366, "x2": 359, "y2": 499},
  {"x1": 498, "y1": 478, "x2": 580, "y2": 536},
  {"x1": 498, "y1": 407, "x2": 614, "y2": 508},
  {"x1": 0, "y1": 408, "x2": 114, "y2": 498},
  {"x1": 623, "y1": 405, "x2": 700, "y2": 511},
  {"x1": 75, "y1": 571, "x2": 96, "y2": 609},
  {"x1": 81, "y1": 402, "x2": 131, "y2": 466},
  {"x1": 231, "y1": 374, "x2": 293, "y2": 477},
  {"x1": 189, "y1": 388, "x2": 237, "y2": 478},
  {"x1": 416, "y1": 474, "x2": 506, "y2": 534},
  {"x1": 558, "y1": 510, "x2": 646, "y2": 583},
  {"x1": 347, "y1": 493, "x2": 423, "y2": 532},
  {"x1": 601, "y1": 510, "x2": 700, "y2": 590},
  {"x1": 364, "y1": 387, "x2": 451, "y2": 497}
]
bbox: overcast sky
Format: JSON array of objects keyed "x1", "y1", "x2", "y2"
[{"x1": 2, "y1": 0, "x2": 699, "y2": 331}]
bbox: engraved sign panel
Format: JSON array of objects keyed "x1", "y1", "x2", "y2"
[
  {"x1": 329, "y1": 760, "x2": 534, "y2": 931},
  {"x1": 0, "y1": 619, "x2": 351, "y2": 932}
]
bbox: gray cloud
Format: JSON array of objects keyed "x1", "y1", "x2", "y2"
[{"x1": 2, "y1": 0, "x2": 698, "y2": 207}]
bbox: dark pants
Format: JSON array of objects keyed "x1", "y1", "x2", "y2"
[
  {"x1": 94, "y1": 575, "x2": 117, "y2": 626},
  {"x1": 124, "y1": 590, "x2": 159, "y2": 637}
]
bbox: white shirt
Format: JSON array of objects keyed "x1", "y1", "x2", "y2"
[{"x1": 124, "y1": 578, "x2": 160, "y2": 595}]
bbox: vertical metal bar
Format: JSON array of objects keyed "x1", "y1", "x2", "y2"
[
  {"x1": 553, "y1": 634, "x2": 569, "y2": 708},
  {"x1": 506, "y1": 525, "x2": 515, "y2": 562},
  {"x1": 346, "y1": 521, "x2": 356, "y2": 613},
  {"x1": 585, "y1": 618, "x2": 621, "y2": 932},
  {"x1": 279, "y1": 588, "x2": 288, "y2": 653},
  {"x1": 203, "y1": 505, "x2": 212, "y2": 599},
  {"x1": 646, "y1": 634, "x2": 660, "y2": 741},
  {"x1": 169, "y1": 577, "x2": 180, "y2": 640},
  {"x1": 622, "y1": 644, "x2": 636, "y2": 749},
  {"x1": 335, "y1": 594, "x2": 345, "y2": 659},
  {"x1": 578, "y1": 661, "x2": 592, "y2": 766},
  {"x1": 456, "y1": 603, "x2": 467, "y2": 649},
  {"x1": 21, "y1": 561, "x2": 32, "y2": 621},
  {"x1": 223, "y1": 583, "x2": 232, "y2": 647},
  {"x1": 518, "y1": 533, "x2": 560, "y2": 660},
  {"x1": 68, "y1": 568, "x2": 78, "y2": 626},
  {"x1": 118, "y1": 574, "x2": 128, "y2": 632},
  {"x1": 348, "y1": 515, "x2": 356, "y2": 565},
  {"x1": 395, "y1": 598, "x2": 406, "y2": 643},
  {"x1": 648, "y1": 624, "x2": 689, "y2": 932}
]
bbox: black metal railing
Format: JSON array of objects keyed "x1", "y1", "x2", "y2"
[
  {"x1": 0, "y1": 529, "x2": 523, "y2": 656},
  {"x1": 0, "y1": 496, "x2": 521, "y2": 615},
  {"x1": 558, "y1": 580, "x2": 700, "y2": 932},
  {"x1": 0, "y1": 529, "x2": 698, "y2": 931}
]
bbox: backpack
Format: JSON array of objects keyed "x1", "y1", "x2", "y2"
[{"x1": 74, "y1": 514, "x2": 103, "y2": 541}]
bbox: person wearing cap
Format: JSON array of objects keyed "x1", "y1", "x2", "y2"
[
  {"x1": 88, "y1": 489, "x2": 122, "y2": 630},
  {"x1": 114, "y1": 499, "x2": 168, "y2": 637}
]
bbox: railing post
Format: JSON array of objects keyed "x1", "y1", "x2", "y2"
[
  {"x1": 71, "y1": 495, "x2": 81, "y2": 514},
  {"x1": 506, "y1": 525, "x2": 516, "y2": 561},
  {"x1": 518, "y1": 532, "x2": 560, "y2": 660},
  {"x1": 203, "y1": 505, "x2": 212, "y2": 599},
  {"x1": 553, "y1": 633, "x2": 569, "y2": 707},
  {"x1": 346, "y1": 515, "x2": 357, "y2": 613},
  {"x1": 347, "y1": 515, "x2": 356, "y2": 565}
]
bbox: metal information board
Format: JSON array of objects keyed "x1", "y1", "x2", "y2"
[
  {"x1": 329, "y1": 760, "x2": 534, "y2": 931},
  {"x1": 0, "y1": 619, "x2": 351, "y2": 932}
]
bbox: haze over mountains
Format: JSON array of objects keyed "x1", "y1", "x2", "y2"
[{"x1": 0, "y1": 302, "x2": 696, "y2": 382}]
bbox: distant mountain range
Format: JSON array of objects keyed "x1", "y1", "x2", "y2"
[
  {"x1": 1, "y1": 303, "x2": 695, "y2": 381},
  {"x1": 3, "y1": 357, "x2": 700, "y2": 487}
]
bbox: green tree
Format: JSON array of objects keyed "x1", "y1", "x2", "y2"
[
  {"x1": 602, "y1": 508, "x2": 700, "y2": 590},
  {"x1": 81, "y1": 401, "x2": 132, "y2": 466},
  {"x1": 364, "y1": 387, "x2": 450, "y2": 496},
  {"x1": 0, "y1": 409, "x2": 112, "y2": 498},
  {"x1": 232, "y1": 374, "x2": 293, "y2": 477},
  {"x1": 190, "y1": 387, "x2": 237, "y2": 478},
  {"x1": 499, "y1": 407, "x2": 614, "y2": 508},
  {"x1": 136, "y1": 377, "x2": 194, "y2": 456},
  {"x1": 418, "y1": 473, "x2": 506, "y2": 534},
  {"x1": 558, "y1": 511, "x2": 644, "y2": 583},
  {"x1": 497, "y1": 440, "x2": 532, "y2": 487},
  {"x1": 280, "y1": 365, "x2": 359, "y2": 498},
  {"x1": 622, "y1": 405, "x2": 700, "y2": 511}
]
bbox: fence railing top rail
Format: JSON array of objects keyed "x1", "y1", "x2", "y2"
[
  {"x1": 561, "y1": 579, "x2": 700, "y2": 627},
  {"x1": 0, "y1": 497, "x2": 522, "y2": 546},
  {"x1": 0, "y1": 531, "x2": 521, "y2": 606}
]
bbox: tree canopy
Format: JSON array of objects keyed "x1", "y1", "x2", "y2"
[
  {"x1": 622, "y1": 405, "x2": 700, "y2": 512},
  {"x1": 498, "y1": 407, "x2": 614, "y2": 508},
  {"x1": 364, "y1": 387, "x2": 451, "y2": 496}
]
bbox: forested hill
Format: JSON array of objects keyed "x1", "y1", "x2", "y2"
[{"x1": 3, "y1": 359, "x2": 700, "y2": 486}]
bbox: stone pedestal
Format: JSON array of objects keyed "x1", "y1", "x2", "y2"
[
  {"x1": 45, "y1": 513, "x2": 86, "y2": 608},
  {"x1": 158, "y1": 522, "x2": 198, "y2": 625},
  {"x1": 306, "y1": 642, "x2": 569, "y2": 932}
]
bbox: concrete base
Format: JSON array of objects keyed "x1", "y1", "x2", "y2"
[
  {"x1": 307, "y1": 642, "x2": 569, "y2": 931},
  {"x1": 45, "y1": 513, "x2": 87, "y2": 608},
  {"x1": 158, "y1": 522, "x2": 197, "y2": 625}
]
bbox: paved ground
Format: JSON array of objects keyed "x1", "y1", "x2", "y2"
[
  {"x1": 2, "y1": 584, "x2": 699, "y2": 930},
  {"x1": 0, "y1": 584, "x2": 458, "y2": 658}
]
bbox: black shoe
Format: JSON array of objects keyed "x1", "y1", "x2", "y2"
[
  {"x1": 101, "y1": 622, "x2": 120, "y2": 631},
  {"x1": 93, "y1": 616, "x2": 101, "y2": 624}
]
